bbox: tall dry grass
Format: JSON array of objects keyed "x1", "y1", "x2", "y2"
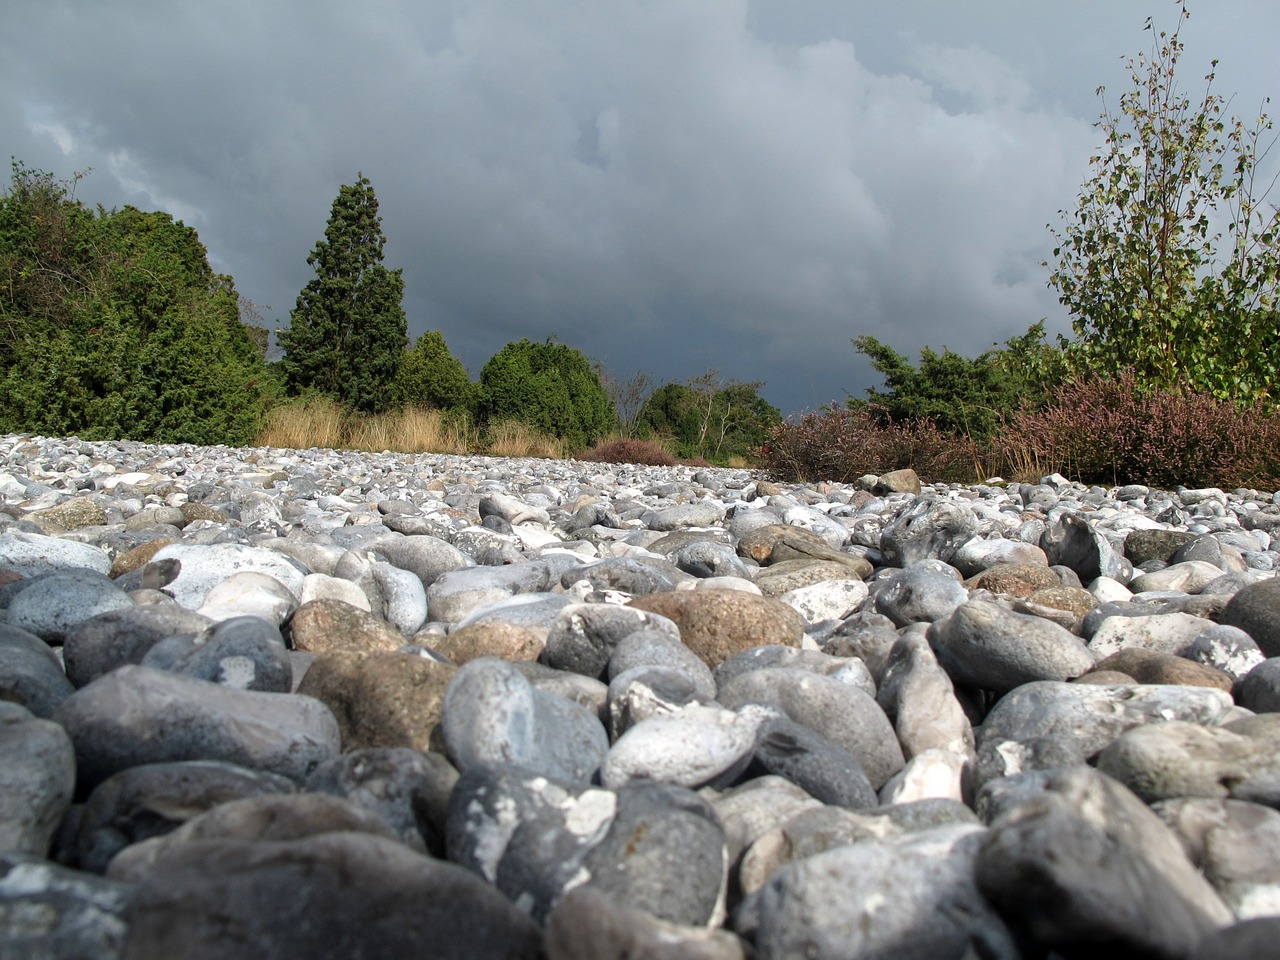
[
  {"x1": 255, "y1": 398, "x2": 474, "y2": 454},
  {"x1": 485, "y1": 420, "x2": 568, "y2": 460}
]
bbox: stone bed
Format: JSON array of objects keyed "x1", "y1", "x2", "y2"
[{"x1": 2, "y1": 432, "x2": 1280, "y2": 959}]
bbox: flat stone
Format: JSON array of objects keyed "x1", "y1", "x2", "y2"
[
  {"x1": 0, "y1": 702, "x2": 75, "y2": 857},
  {"x1": 627, "y1": 591, "x2": 805, "y2": 670}
]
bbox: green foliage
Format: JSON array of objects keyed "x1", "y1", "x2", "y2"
[
  {"x1": 1048, "y1": 2, "x2": 1280, "y2": 405},
  {"x1": 0, "y1": 162, "x2": 268, "y2": 445},
  {"x1": 477, "y1": 337, "x2": 615, "y2": 449},
  {"x1": 849, "y1": 322, "x2": 1067, "y2": 441},
  {"x1": 635, "y1": 371, "x2": 781, "y2": 464},
  {"x1": 279, "y1": 174, "x2": 407, "y2": 414},
  {"x1": 395, "y1": 330, "x2": 474, "y2": 412}
]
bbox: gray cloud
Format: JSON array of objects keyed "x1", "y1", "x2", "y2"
[{"x1": 3, "y1": 0, "x2": 1277, "y2": 416}]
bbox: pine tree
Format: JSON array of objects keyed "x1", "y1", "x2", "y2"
[{"x1": 280, "y1": 174, "x2": 407, "y2": 413}]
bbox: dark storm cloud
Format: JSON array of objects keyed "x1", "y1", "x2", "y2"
[{"x1": 3, "y1": 0, "x2": 1277, "y2": 414}]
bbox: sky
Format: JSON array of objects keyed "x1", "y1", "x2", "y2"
[{"x1": 3, "y1": 0, "x2": 1278, "y2": 416}]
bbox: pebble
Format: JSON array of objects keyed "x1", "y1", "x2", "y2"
[{"x1": 1, "y1": 433, "x2": 1279, "y2": 955}]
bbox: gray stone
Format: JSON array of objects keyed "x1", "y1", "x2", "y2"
[
  {"x1": 1089, "y1": 610, "x2": 1216, "y2": 658},
  {"x1": 560, "y1": 556, "x2": 684, "y2": 596},
  {"x1": 607, "y1": 626, "x2": 716, "y2": 700},
  {"x1": 777, "y1": 578, "x2": 868, "y2": 625},
  {"x1": 706, "y1": 775, "x2": 823, "y2": 870},
  {"x1": 1236, "y1": 658, "x2": 1280, "y2": 713},
  {"x1": 0, "y1": 854, "x2": 132, "y2": 960},
  {"x1": 0, "y1": 623, "x2": 73, "y2": 717},
  {"x1": 879, "y1": 496, "x2": 979, "y2": 567},
  {"x1": 442, "y1": 657, "x2": 608, "y2": 784},
  {"x1": 646, "y1": 502, "x2": 726, "y2": 531},
  {"x1": 427, "y1": 561, "x2": 555, "y2": 625},
  {"x1": 714, "y1": 645, "x2": 875, "y2": 699},
  {"x1": 876, "y1": 633, "x2": 974, "y2": 759},
  {"x1": 74, "y1": 760, "x2": 296, "y2": 873},
  {"x1": 54, "y1": 665, "x2": 341, "y2": 789},
  {"x1": 546, "y1": 887, "x2": 748, "y2": 960},
  {"x1": 873, "y1": 562, "x2": 967, "y2": 627},
  {"x1": 601, "y1": 701, "x2": 763, "y2": 789},
  {"x1": 1189, "y1": 624, "x2": 1266, "y2": 680},
  {"x1": 606, "y1": 664, "x2": 710, "y2": 739},
  {"x1": 747, "y1": 711, "x2": 878, "y2": 809},
  {"x1": 62, "y1": 603, "x2": 212, "y2": 687},
  {"x1": 6, "y1": 570, "x2": 134, "y2": 643},
  {"x1": 1221, "y1": 576, "x2": 1280, "y2": 656},
  {"x1": 0, "y1": 702, "x2": 75, "y2": 857},
  {"x1": 1156, "y1": 797, "x2": 1280, "y2": 920},
  {"x1": 145, "y1": 542, "x2": 306, "y2": 609},
  {"x1": 738, "y1": 824, "x2": 1019, "y2": 960},
  {"x1": 544, "y1": 602, "x2": 681, "y2": 679},
  {"x1": 120, "y1": 831, "x2": 544, "y2": 960},
  {"x1": 1192, "y1": 918, "x2": 1280, "y2": 960},
  {"x1": 0, "y1": 530, "x2": 111, "y2": 577},
  {"x1": 140, "y1": 616, "x2": 291, "y2": 692},
  {"x1": 950, "y1": 537, "x2": 1048, "y2": 578},
  {"x1": 672, "y1": 539, "x2": 753, "y2": 580},
  {"x1": 1130, "y1": 560, "x2": 1230, "y2": 594},
  {"x1": 975, "y1": 766, "x2": 1233, "y2": 957},
  {"x1": 195, "y1": 570, "x2": 298, "y2": 625},
  {"x1": 928, "y1": 599, "x2": 1095, "y2": 694},
  {"x1": 717, "y1": 667, "x2": 904, "y2": 790},
  {"x1": 1040, "y1": 511, "x2": 1129, "y2": 582},
  {"x1": 306, "y1": 747, "x2": 458, "y2": 855}
]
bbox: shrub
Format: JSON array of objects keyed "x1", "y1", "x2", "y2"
[
  {"x1": 999, "y1": 371, "x2": 1280, "y2": 489},
  {"x1": 578, "y1": 438, "x2": 677, "y2": 466},
  {"x1": 758, "y1": 406, "x2": 979, "y2": 484}
]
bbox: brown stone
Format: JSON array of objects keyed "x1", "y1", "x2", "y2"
[
  {"x1": 1025, "y1": 585, "x2": 1099, "y2": 620},
  {"x1": 965, "y1": 563, "x2": 1062, "y2": 598},
  {"x1": 736, "y1": 525, "x2": 872, "y2": 579},
  {"x1": 627, "y1": 590, "x2": 804, "y2": 669},
  {"x1": 28, "y1": 497, "x2": 108, "y2": 532},
  {"x1": 180, "y1": 502, "x2": 231, "y2": 525},
  {"x1": 423, "y1": 621, "x2": 545, "y2": 665},
  {"x1": 874, "y1": 468, "x2": 922, "y2": 496},
  {"x1": 287, "y1": 599, "x2": 404, "y2": 657},
  {"x1": 296, "y1": 651, "x2": 456, "y2": 753},
  {"x1": 110, "y1": 539, "x2": 175, "y2": 579},
  {"x1": 1072, "y1": 670, "x2": 1138, "y2": 685},
  {"x1": 1091, "y1": 649, "x2": 1234, "y2": 692}
]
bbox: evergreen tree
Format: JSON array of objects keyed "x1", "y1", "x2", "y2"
[
  {"x1": 395, "y1": 330, "x2": 473, "y2": 412},
  {"x1": 280, "y1": 175, "x2": 407, "y2": 413}
]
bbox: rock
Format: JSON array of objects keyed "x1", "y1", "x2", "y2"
[
  {"x1": 1235, "y1": 658, "x2": 1280, "y2": 713},
  {"x1": 296, "y1": 650, "x2": 455, "y2": 754},
  {"x1": 6, "y1": 570, "x2": 134, "y2": 643},
  {"x1": 628, "y1": 590, "x2": 805, "y2": 670},
  {"x1": 975, "y1": 766, "x2": 1233, "y2": 957},
  {"x1": 872, "y1": 468, "x2": 921, "y2": 496},
  {"x1": 1156, "y1": 797, "x2": 1280, "y2": 920},
  {"x1": 442, "y1": 657, "x2": 608, "y2": 784},
  {"x1": 736, "y1": 526, "x2": 871, "y2": 577},
  {"x1": 1130, "y1": 560, "x2": 1230, "y2": 594},
  {"x1": 928, "y1": 599, "x2": 1095, "y2": 694},
  {"x1": 738, "y1": 824, "x2": 1019, "y2": 960},
  {"x1": 1090, "y1": 648, "x2": 1233, "y2": 691},
  {"x1": 777, "y1": 578, "x2": 868, "y2": 625},
  {"x1": 546, "y1": 887, "x2": 748, "y2": 960},
  {"x1": 0, "y1": 702, "x2": 75, "y2": 857},
  {"x1": 145, "y1": 542, "x2": 305, "y2": 609},
  {"x1": 0, "y1": 853, "x2": 132, "y2": 960},
  {"x1": 879, "y1": 496, "x2": 979, "y2": 567},
  {"x1": 195, "y1": 570, "x2": 298, "y2": 624},
  {"x1": 950, "y1": 537, "x2": 1048, "y2": 578},
  {"x1": 1089, "y1": 611, "x2": 1217, "y2": 658},
  {"x1": 140, "y1": 615, "x2": 292, "y2": 692},
  {"x1": 607, "y1": 627, "x2": 717, "y2": 700},
  {"x1": 543, "y1": 603, "x2": 681, "y2": 679},
  {"x1": 73, "y1": 760, "x2": 296, "y2": 873},
  {"x1": 647, "y1": 502, "x2": 726, "y2": 531},
  {"x1": 1188, "y1": 625, "x2": 1265, "y2": 680},
  {"x1": 306, "y1": 748, "x2": 458, "y2": 855},
  {"x1": 120, "y1": 831, "x2": 544, "y2": 960},
  {"x1": 1192, "y1": 918, "x2": 1280, "y2": 960},
  {"x1": 601, "y1": 702, "x2": 761, "y2": 790},
  {"x1": 706, "y1": 775, "x2": 823, "y2": 870},
  {"x1": 62, "y1": 604, "x2": 212, "y2": 687},
  {"x1": 874, "y1": 562, "x2": 968, "y2": 627},
  {"x1": 0, "y1": 530, "x2": 111, "y2": 577},
  {"x1": 286, "y1": 598, "x2": 405, "y2": 656},
  {"x1": 875, "y1": 633, "x2": 974, "y2": 759},
  {"x1": 426, "y1": 620, "x2": 545, "y2": 664},
  {"x1": 298, "y1": 572, "x2": 371, "y2": 610},
  {"x1": 0, "y1": 622, "x2": 74, "y2": 717},
  {"x1": 1096, "y1": 720, "x2": 1280, "y2": 805},
  {"x1": 717, "y1": 667, "x2": 904, "y2": 790},
  {"x1": 1125, "y1": 528, "x2": 1198, "y2": 567},
  {"x1": 56, "y1": 665, "x2": 341, "y2": 790},
  {"x1": 1041, "y1": 511, "x2": 1130, "y2": 582},
  {"x1": 1220, "y1": 577, "x2": 1280, "y2": 656},
  {"x1": 746, "y1": 712, "x2": 878, "y2": 809},
  {"x1": 426, "y1": 561, "x2": 555, "y2": 625},
  {"x1": 963, "y1": 561, "x2": 1060, "y2": 598},
  {"x1": 753, "y1": 559, "x2": 866, "y2": 597}
]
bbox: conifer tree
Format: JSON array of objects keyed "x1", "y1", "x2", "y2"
[{"x1": 280, "y1": 175, "x2": 407, "y2": 413}]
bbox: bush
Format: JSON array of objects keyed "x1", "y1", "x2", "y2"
[
  {"x1": 758, "y1": 407, "x2": 979, "y2": 484},
  {"x1": 1000, "y1": 371, "x2": 1280, "y2": 489},
  {"x1": 579, "y1": 438, "x2": 677, "y2": 466}
]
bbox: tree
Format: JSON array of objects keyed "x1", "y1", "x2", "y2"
[
  {"x1": 849, "y1": 323, "x2": 1066, "y2": 442},
  {"x1": 1047, "y1": 1, "x2": 1280, "y2": 405},
  {"x1": 596, "y1": 366, "x2": 654, "y2": 438},
  {"x1": 636, "y1": 372, "x2": 780, "y2": 463},
  {"x1": 279, "y1": 174, "x2": 407, "y2": 413},
  {"x1": 0, "y1": 163, "x2": 269, "y2": 445},
  {"x1": 395, "y1": 330, "x2": 473, "y2": 412},
  {"x1": 477, "y1": 337, "x2": 614, "y2": 448}
]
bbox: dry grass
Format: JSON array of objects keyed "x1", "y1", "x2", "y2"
[
  {"x1": 485, "y1": 420, "x2": 568, "y2": 459},
  {"x1": 255, "y1": 399, "x2": 474, "y2": 454}
]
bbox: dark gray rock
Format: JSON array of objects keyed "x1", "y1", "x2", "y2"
[
  {"x1": 54, "y1": 665, "x2": 341, "y2": 790},
  {"x1": 120, "y1": 832, "x2": 544, "y2": 960},
  {"x1": 607, "y1": 627, "x2": 716, "y2": 700},
  {"x1": 1236, "y1": 658, "x2": 1280, "y2": 713},
  {"x1": 543, "y1": 602, "x2": 681, "y2": 679},
  {"x1": 546, "y1": 887, "x2": 748, "y2": 960},
  {"x1": 0, "y1": 702, "x2": 75, "y2": 857},
  {"x1": 879, "y1": 496, "x2": 979, "y2": 568},
  {"x1": 559, "y1": 557, "x2": 686, "y2": 596},
  {"x1": 976, "y1": 766, "x2": 1233, "y2": 958},
  {"x1": 1221, "y1": 577, "x2": 1280, "y2": 656},
  {"x1": 873, "y1": 561, "x2": 968, "y2": 627},
  {"x1": 746, "y1": 712, "x2": 878, "y2": 809},
  {"x1": 62, "y1": 604, "x2": 212, "y2": 688},
  {"x1": 1192, "y1": 918, "x2": 1280, "y2": 960},
  {"x1": 672, "y1": 539, "x2": 753, "y2": 580},
  {"x1": 0, "y1": 853, "x2": 132, "y2": 960},
  {"x1": 606, "y1": 664, "x2": 710, "y2": 739},
  {"x1": 306, "y1": 747, "x2": 458, "y2": 855},
  {"x1": 1041, "y1": 511, "x2": 1129, "y2": 582},
  {"x1": 1125, "y1": 528, "x2": 1198, "y2": 567},
  {"x1": 0, "y1": 622, "x2": 74, "y2": 717},
  {"x1": 74, "y1": 760, "x2": 295, "y2": 873},
  {"x1": 139, "y1": 616, "x2": 291, "y2": 692},
  {"x1": 6, "y1": 570, "x2": 134, "y2": 643},
  {"x1": 717, "y1": 667, "x2": 904, "y2": 790}
]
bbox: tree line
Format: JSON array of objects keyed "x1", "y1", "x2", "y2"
[{"x1": 0, "y1": 164, "x2": 777, "y2": 461}]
